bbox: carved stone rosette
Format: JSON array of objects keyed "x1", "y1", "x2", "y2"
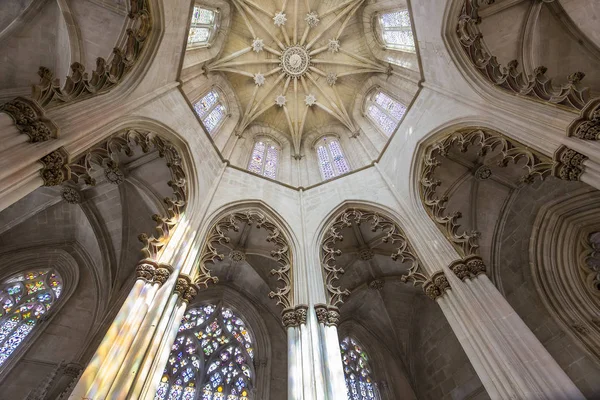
[
  {"x1": 552, "y1": 146, "x2": 588, "y2": 181},
  {"x1": 199, "y1": 209, "x2": 292, "y2": 310},
  {"x1": 569, "y1": 98, "x2": 600, "y2": 140},
  {"x1": 61, "y1": 187, "x2": 82, "y2": 204},
  {"x1": 0, "y1": 97, "x2": 58, "y2": 142},
  {"x1": 32, "y1": 0, "x2": 153, "y2": 108},
  {"x1": 457, "y1": 0, "x2": 590, "y2": 110},
  {"x1": 420, "y1": 128, "x2": 553, "y2": 257},
  {"x1": 449, "y1": 255, "x2": 486, "y2": 281},
  {"x1": 422, "y1": 271, "x2": 451, "y2": 301},
  {"x1": 321, "y1": 208, "x2": 427, "y2": 307},
  {"x1": 40, "y1": 148, "x2": 71, "y2": 186}
]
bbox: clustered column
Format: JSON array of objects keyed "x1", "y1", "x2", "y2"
[{"x1": 314, "y1": 304, "x2": 347, "y2": 399}]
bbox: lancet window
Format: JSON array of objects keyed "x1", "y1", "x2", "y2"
[
  {"x1": 248, "y1": 139, "x2": 279, "y2": 179},
  {"x1": 379, "y1": 10, "x2": 415, "y2": 52},
  {"x1": 366, "y1": 90, "x2": 406, "y2": 136},
  {"x1": 316, "y1": 137, "x2": 351, "y2": 180},
  {"x1": 340, "y1": 337, "x2": 380, "y2": 400},
  {"x1": 0, "y1": 269, "x2": 63, "y2": 366},
  {"x1": 188, "y1": 6, "x2": 218, "y2": 46},
  {"x1": 155, "y1": 303, "x2": 254, "y2": 400},
  {"x1": 194, "y1": 90, "x2": 227, "y2": 135}
]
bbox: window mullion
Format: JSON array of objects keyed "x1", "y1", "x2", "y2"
[
  {"x1": 328, "y1": 142, "x2": 339, "y2": 176},
  {"x1": 260, "y1": 143, "x2": 268, "y2": 176}
]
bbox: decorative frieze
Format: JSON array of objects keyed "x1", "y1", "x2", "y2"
[
  {"x1": 422, "y1": 271, "x2": 450, "y2": 301},
  {"x1": 552, "y1": 146, "x2": 588, "y2": 181},
  {"x1": 40, "y1": 148, "x2": 71, "y2": 186},
  {"x1": 449, "y1": 255, "x2": 486, "y2": 281},
  {"x1": 0, "y1": 97, "x2": 58, "y2": 142},
  {"x1": 569, "y1": 99, "x2": 600, "y2": 140}
]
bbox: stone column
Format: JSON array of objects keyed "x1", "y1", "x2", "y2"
[
  {"x1": 283, "y1": 307, "x2": 303, "y2": 400},
  {"x1": 433, "y1": 256, "x2": 585, "y2": 400},
  {"x1": 315, "y1": 304, "x2": 346, "y2": 400},
  {"x1": 68, "y1": 260, "x2": 164, "y2": 400}
]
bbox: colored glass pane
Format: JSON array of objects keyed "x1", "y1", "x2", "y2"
[
  {"x1": 263, "y1": 145, "x2": 278, "y2": 179},
  {"x1": 188, "y1": 28, "x2": 211, "y2": 45},
  {"x1": 381, "y1": 10, "x2": 411, "y2": 28},
  {"x1": 203, "y1": 104, "x2": 226, "y2": 133},
  {"x1": 317, "y1": 137, "x2": 350, "y2": 180},
  {"x1": 155, "y1": 304, "x2": 254, "y2": 400},
  {"x1": 189, "y1": 7, "x2": 216, "y2": 45},
  {"x1": 194, "y1": 91, "x2": 219, "y2": 118},
  {"x1": 192, "y1": 7, "x2": 215, "y2": 24},
  {"x1": 248, "y1": 141, "x2": 266, "y2": 175},
  {"x1": 367, "y1": 105, "x2": 396, "y2": 135},
  {"x1": 0, "y1": 269, "x2": 62, "y2": 366},
  {"x1": 380, "y1": 10, "x2": 415, "y2": 52},
  {"x1": 317, "y1": 144, "x2": 335, "y2": 180},
  {"x1": 329, "y1": 140, "x2": 350, "y2": 175},
  {"x1": 340, "y1": 337, "x2": 379, "y2": 400},
  {"x1": 374, "y1": 92, "x2": 406, "y2": 121}
]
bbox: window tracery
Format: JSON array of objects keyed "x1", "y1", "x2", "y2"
[
  {"x1": 155, "y1": 303, "x2": 254, "y2": 400},
  {"x1": 366, "y1": 90, "x2": 406, "y2": 136},
  {"x1": 188, "y1": 6, "x2": 218, "y2": 46},
  {"x1": 248, "y1": 139, "x2": 279, "y2": 179},
  {"x1": 340, "y1": 337, "x2": 380, "y2": 400},
  {"x1": 0, "y1": 269, "x2": 63, "y2": 366},
  {"x1": 378, "y1": 10, "x2": 415, "y2": 52},
  {"x1": 194, "y1": 90, "x2": 227, "y2": 135},
  {"x1": 316, "y1": 137, "x2": 350, "y2": 180}
]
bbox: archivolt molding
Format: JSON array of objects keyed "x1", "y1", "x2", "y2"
[
  {"x1": 580, "y1": 232, "x2": 600, "y2": 298},
  {"x1": 419, "y1": 127, "x2": 553, "y2": 257},
  {"x1": 31, "y1": 0, "x2": 152, "y2": 108},
  {"x1": 0, "y1": 97, "x2": 58, "y2": 142},
  {"x1": 61, "y1": 128, "x2": 188, "y2": 260},
  {"x1": 197, "y1": 208, "x2": 293, "y2": 310},
  {"x1": 320, "y1": 208, "x2": 428, "y2": 308},
  {"x1": 568, "y1": 98, "x2": 600, "y2": 140},
  {"x1": 456, "y1": 0, "x2": 591, "y2": 111}
]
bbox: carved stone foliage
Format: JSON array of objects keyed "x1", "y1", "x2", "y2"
[
  {"x1": 314, "y1": 304, "x2": 341, "y2": 327},
  {"x1": 569, "y1": 99, "x2": 600, "y2": 140},
  {"x1": 456, "y1": 0, "x2": 590, "y2": 111},
  {"x1": 420, "y1": 128, "x2": 553, "y2": 257},
  {"x1": 61, "y1": 187, "x2": 82, "y2": 204},
  {"x1": 422, "y1": 271, "x2": 451, "y2": 301},
  {"x1": 281, "y1": 305, "x2": 310, "y2": 328},
  {"x1": 321, "y1": 208, "x2": 427, "y2": 308},
  {"x1": 449, "y1": 255, "x2": 486, "y2": 281},
  {"x1": 199, "y1": 209, "x2": 293, "y2": 309},
  {"x1": 174, "y1": 274, "x2": 199, "y2": 303},
  {"x1": 0, "y1": 97, "x2": 58, "y2": 142},
  {"x1": 552, "y1": 146, "x2": 588, "y2": 182},
  {"x1": 32, "y1": 0, "x2": 152, "y2": 108},
  {"x1": 62, "y1": 129, "x2": 187, "y2": 260},
  {"x1": 580, "y1": 231, "x2": 600, "y2": 297},
  {"x1": 135, "y1": 260, "x2": 172, "y2": 287},
  {"x1": 40, "y1": 148, "x2": 71, "y2": 186}
]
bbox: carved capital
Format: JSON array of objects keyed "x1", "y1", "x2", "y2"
[
  {"x1": 183, "y1": 283, "x2": 199, "y2": 303},
  {"x1": 449, "y1": 256, "x2": 486, "y2": 281},
  {"x1": 552, "y1": 146, "x2": 588, "y2": 181},
  {"x1": 40, "y1": 148, "x2": 71, "y2": 186},
  {"x1": 174, "y1": 274, "x2": 192, "y2": 296},
  {"x1": 295, "y1": 304, "x2": 308, "y2": 325},
  {"x1": 0, "y1": 97, "x2": 58, "y2": 142},
  {"x1": 423, "y1": 271, "x2": 450, "y2": 301},
  {"x1": 135, "y1": 260, "x2": 157, "y2": 282},
  {"x1": 314, "y1": 304, "x2": 328, "y2": 324},
  {"x1": 569, "y1": 98, "x2": 600, "y2": 140},
  {"x1": 152, "y1": 264, "x2": 172, "y2": 286},
  {"x1": 325, "y1": 306, "x2": 340, "y2": 327},
  {"x1": 282, "y1": 308, "x2": 298, "y2": 328}
]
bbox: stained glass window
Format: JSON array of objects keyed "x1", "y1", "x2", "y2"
[
  {"x1": 248, "y1": 140, "x2": 279, "y2": 179},
  {"x1": 379, "y1": 10, "x2": 415, "y2": 52},
  {"x1": 0, "y1": 269, "x2": 63, "y2": 366},
  {"x1": 155, "y1": 304, "x2": 254, "y2": 400},
  {"x1": 316, "y1": 137, "x2": 350, "y2": 180},
  {"x1": 194, "y1": 90, "x2": 227, "y2": 135},
  {"x1": 366, "y1": 90, "x2": 406, "y2": 136},
  {"x1": 188, "y1": 7, "x2": 217, "y2": 46},
  {"x1": 340, "y1": 337, "x2": 380, "y2": 400}
]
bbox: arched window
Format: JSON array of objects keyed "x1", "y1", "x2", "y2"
[
  {"x1": 248, "y1": 139, "x2": 279, "y2": 179},
  {"x1": 365, "y1": 90, "x2": 406, "y2": 136},
  {"x1": 378, "y1": 10, "x2": 415, "y2": 52},
  {"x1": 340, "y1": 337, "x2": 380, "y2": 400},
  {"x1": 316, "y1": 137, "x2": 350, "y2": 180},
  {"x1": 155, "y1": 303, "x2": 254, "y2": 400},
  {"x1": 0, "y1": 269, "x2": 63, "y2": 366},
  {"x1": 194, "y1": 90, "x2": 227, "y2": 135},
  {"x1": 188, "y1": 6, "x2": 218, "y2": 46}
]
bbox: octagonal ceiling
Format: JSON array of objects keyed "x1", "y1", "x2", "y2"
[{"x1": 203, "y1": 0, "x2": 405, "y2": 157}]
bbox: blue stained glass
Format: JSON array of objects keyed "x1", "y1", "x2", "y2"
[
  {"x1": 328, "y1": 140, "x2": 350, "y2": 175},
  {"x1": 317, "y1": 144, "x2": 335, "y2": 180},
  {"x1": 248, "y1": 141, "x2": 266, "y2": 174},
  {"x1": 194, "y1": 91, "x2": 219, "y2": 118},
  {"x1": 203, "y1": 104, "x2": 226, "y2": 133},
  {"x1": 168, "y1": 385, "x2": 183, "y2": 400},
  {"x1": 340, "y1": 337, "x2": 379, "y2": 400},
  {"x1": 368, "y1": 105, "x2": 396, "y2": 136}
]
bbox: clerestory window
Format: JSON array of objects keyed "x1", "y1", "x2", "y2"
[
  {"x1": 154, "y1": 303, "x2": 254, "y2": 400},
  {"x1": 379, "y1": 10, "x2": 415, "y2": 52},
  {"x1": 0, "y1": 269, "x2": 63, "y2": 367},
  {"x1": 194, "y1": 90, "x2": 227, "y2": 135},
  {"x1": 188, "y1": 6, "x2": 218, "y2": 46},
  {"x1": 316, "y1": 137, "x2": 351, "y2": 180},
  {"x1": 365, "y1": 90, "x2": 406, "y2": 136},
  {"x1": 340, "y1": 337, "x2": 381, "y2": 400},
  {"x1": 248, "y1": 139, "x2": 279, "y2": 179}
]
